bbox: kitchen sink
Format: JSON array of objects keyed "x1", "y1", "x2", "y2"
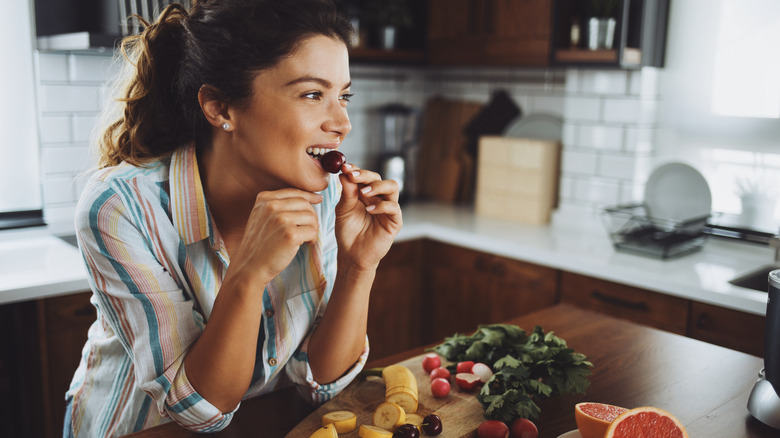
[{"x1": 729, "y1": 265, "x2": 780, "y2": 292}]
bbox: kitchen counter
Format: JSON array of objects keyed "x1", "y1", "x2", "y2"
[
  {"x1": 0, "y1": 203, "x2": 772, "y2": 315},
  {"x1": 396, "y1": 203, "x2": 772, "y2": 316}
]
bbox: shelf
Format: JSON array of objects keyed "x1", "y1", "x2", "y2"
[
  {"x1": 349, "y1": 47, "x2": 426, "y2": 64},
  {"x1": 554, "y1": 48, "x2": 618, "y2": 63}
]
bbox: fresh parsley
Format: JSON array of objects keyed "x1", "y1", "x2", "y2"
[{"x1": 430, "y1": 324, "x2": 593, "y2": 422}]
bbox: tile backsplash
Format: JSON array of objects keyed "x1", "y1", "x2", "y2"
[{"x1": 34, "y1": 52, "x2": 660, "y2": 229}]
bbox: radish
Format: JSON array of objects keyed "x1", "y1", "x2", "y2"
[
  {"x1": 456, "y1": 361, "x2": 475, "y2": 374},
  {"x1": 430, "y1": 377, "x2": 450, "y2": 398},
  {"x1": 422, "y1": 353, "x2": 442, "y2": 373},
  {"x1": 472, "y1": 362, "x2": 493, "y2": 382},
  {"x1": 454, "y1": 373, "x2": 482, "y2": 391},
  {"x1": 429, "y1": 367, "x2": 451, "y2": 382}
]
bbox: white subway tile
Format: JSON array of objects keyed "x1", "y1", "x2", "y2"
[
  {"x1": 578, "y1": 124, "x2": 623, "y2": 150},
  {"x1": 37, "y1": 53, "x2": 69, "y2": 82},
  {"x1": 559, "y1": 175, "x2": 575, "y2": 199},
  {"x1": 599, "y1": 154, "x2": 637, "y2": 179},
  {"x1": 39, "y1": 116, "x2": 72, "y2": 143},
  {"x1": 564, "y1": 69, "x2": 580, "y2": 93},
  {"x1": 69, "y1": 53, "x2": 114, "y2": 82},
  {"x1": 42, "y1": 146, "x2": 91, "y2": 174},
  {"x1": 530, "y1": 95, "x2": 565, "y2": 116},
  {"x1": 562, "y1": 150, "x2": 598, "y2": 175},
  {"x1": 624, "y1": 126, "x2": 656, "y2": 152},
  {"x1": 574, "y1": 177, "x2": 620, "y2": 205},
  {"x1": 563, "y1": 97, "x2": 601, "y2": 121},
  {"x1": 43, "y1": 176, "x2": 79, "y2": 204},
  {"x1": 73, "y1": 115, "x2": 99, "y2": 142},
  {"x1": 628, "y1": 67, "x2": 660, "y2": 97},
  {"x1": 562, "y1": 123, "x2": 577, "y2": 146},
  {"x1": 602, "y1": 98, "x2": 658, "y2": 124},
  {"x1": 619, "y1": 181, "x2": 643, "y2": 204},
  {"x1": 579, "y1": 70, "x2": 628, "y2": 95},
  {"x1": 40, "y1": 84, "x2": 101, "y2": 113}
]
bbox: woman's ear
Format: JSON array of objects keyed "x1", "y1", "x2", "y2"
[{"x1": 198, "y1": 85, "x2": 231, "y2": 130}]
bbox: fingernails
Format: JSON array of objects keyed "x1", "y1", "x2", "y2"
[
  {"x1": 366, "y1": 204, "x2": 376, "y2": 211},
  {"x1": 360, "y1": 186, "x2": 372, "y2": 194},
  {"x1": 343, "y1": 163, "x2": 352, "y2": 170},
  {"x1": 351, "y1": 171, "x2": 360, "y2": 177}
]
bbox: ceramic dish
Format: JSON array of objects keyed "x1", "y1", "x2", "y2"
[
  {"x1": 644, "y1": 162, "x2": 712, "y2": 222},
  {"x1": 557, "y1": 430, "x2": 582, "y2": 438}
]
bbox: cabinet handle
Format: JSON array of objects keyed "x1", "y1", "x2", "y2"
[
  {"x1": 695, "y1": 313, "x2": 711, "y2": 329},
  {"x1": 591, "y1": 290, "x2": 648, "y2": 311},
  {"x1": 490, "y1": 261, "x2": 505, "y2": 277}
]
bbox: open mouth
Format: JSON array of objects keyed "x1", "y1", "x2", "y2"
[{"x1": 306, "y1": 147, "x2": 333, "y2": 158}]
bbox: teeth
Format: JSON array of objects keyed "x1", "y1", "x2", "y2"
[{"x1": 307, "y1": 147, "x2": 330, "y2": 157}]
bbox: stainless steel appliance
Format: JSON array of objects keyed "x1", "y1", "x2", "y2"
[
  {"x1": 377, "y1": 103, "x2": 418, "y2": 204},
  {"x1": 747, "y1": 269, "x2": 780, "y2": 429}
]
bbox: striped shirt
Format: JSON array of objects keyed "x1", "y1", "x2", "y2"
[{"x1": 66, "y1": 143, "x2": 368, "y2": 437}]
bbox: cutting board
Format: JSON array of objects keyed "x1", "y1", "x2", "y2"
[{"x1": 285, "y1": 354, "x2": 485, "y2": 437}]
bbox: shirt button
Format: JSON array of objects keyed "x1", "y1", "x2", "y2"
[
  {"x1": 264, "y1": 309, "x2": 274, "y2": 318},
  {"x1": 268, "y1": 357, "x2": 277, "y2": 366}
]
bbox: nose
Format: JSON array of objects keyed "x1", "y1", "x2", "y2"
[{"x1": 323, "y1": 102, "x2": 351, "y2": 139}]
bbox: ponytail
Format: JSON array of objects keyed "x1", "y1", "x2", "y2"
[{"x1": 97, "y1": 4, "x2": 189, "y2": 168}]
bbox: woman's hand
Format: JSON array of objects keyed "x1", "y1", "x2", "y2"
[
  {"x1": 229, "y1": 189, "x2": 323, "y2": 286},
  {"x1": 335, "y1": 163, "x2": 403, "y2": 270}
]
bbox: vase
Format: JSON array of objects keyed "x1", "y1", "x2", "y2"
[
  {"x1": 587, "y1": 17, "x2": 617, "y2": 50},
  {"x1": 381, "y1": 25, "x2": 396, "y2": 50}
]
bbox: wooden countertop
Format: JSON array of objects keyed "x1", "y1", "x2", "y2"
[{"x1": 124, "y1": 304, "x2": 777, "y2": 437}]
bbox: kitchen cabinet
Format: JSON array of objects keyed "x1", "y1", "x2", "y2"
[
  {"x1": 367, "y1": 240, "x2": 424, "y2": 360},
  {"x1": 427, "y1": 0, "x2": 553, "y2": 67},
  {"x1": 421, "y1": 240, "x2": 559, "y2": 342},
  {"x1": 560, "y1": 271, "x2": 689, "y2": 334},
  {"x1": 550, "y1": 0, "x2": 669, "y2": 68},
  {"x1": 689, "y1": 301, "x2": 765, "y2": 357}
]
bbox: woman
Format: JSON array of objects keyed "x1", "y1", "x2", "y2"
[{"x1": 65, "y1": 0, "x2": 402, "y2": 436}]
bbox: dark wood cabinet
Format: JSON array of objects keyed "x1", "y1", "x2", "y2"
[
  {"x1": 560, "y1": 271, "x2": 689, "y2": 335},
  {"x1": 428, "y1": 0, "x2": 553, "y2": 66},
  {"x1": 421, "y1": 240, "x2": 559, "y2": 342},
  {"x1": 689, "y1": 301, "x2": 765, "y2": 357}
]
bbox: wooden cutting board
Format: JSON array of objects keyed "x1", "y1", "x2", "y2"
[{"x1": 285, "y1": 354, "x2": 485, "y2": 437}]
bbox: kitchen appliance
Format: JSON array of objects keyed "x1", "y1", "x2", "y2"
[
  {"x1": 377, "y1": 103, "x2": 418, "y2": 203},
  {"x1": 747, "y1": 269, "x2": 780, "y2": 430}
]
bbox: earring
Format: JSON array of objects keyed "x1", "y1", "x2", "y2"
[{"x1": 221, "y1": 122, "x2": 230, "y2": 131}]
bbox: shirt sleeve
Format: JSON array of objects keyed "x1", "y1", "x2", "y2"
[
  {"x1": 283, "y1": 174, "x2": 369, "y2": 404},
  {"x1": 76, "y1": 179, "x2": 236, "y2": 432}
]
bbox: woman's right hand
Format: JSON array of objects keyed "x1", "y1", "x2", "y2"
[{"x1": 230, "y1": 189, "x2": 322, "y2": 286}]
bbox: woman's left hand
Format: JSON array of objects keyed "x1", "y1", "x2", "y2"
[{"x1": 335, "y1": 163, "x2": 402, "y2": 270}]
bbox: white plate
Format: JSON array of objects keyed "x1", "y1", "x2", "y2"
[
  {"x1": 557, "y1": 430, "x2": 582, "y2": 438},
  {"x1": 644, "y1": 162, "x2": 712, "y2": 222}
]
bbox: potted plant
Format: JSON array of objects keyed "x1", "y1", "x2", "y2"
[
  {"x1": 587, "y1": 0, "x2": 619, "y2": 50},
  {"x1": 362, "y1": 0, "x2": 413, "y2": 50}
]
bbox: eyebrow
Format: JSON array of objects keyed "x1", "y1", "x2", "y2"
[{"x1": 285, "y1": 76, "x2": 351, "y2": 90}]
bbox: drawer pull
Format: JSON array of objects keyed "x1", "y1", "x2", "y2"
[{"x1": 591, "y1": 290, "x2": 648, "y2": 311}]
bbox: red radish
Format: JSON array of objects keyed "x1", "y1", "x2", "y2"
[
  {"x1": 477, "y1": 420, "x2": 509, "y2": 438},
  {"x1": 454, "y1": 373, "x2": 482, "y2": 391},
  {"x1": 422, "y1": 353, "x2": 442, "y2": 373},
  {"x1": 471, "y1": 362, "x2": 493, "y2": 382},
  {"x1": 509, "y1": 418, "x2": 538, "y2": 438},
  {"x1": 430, "y1": 377, "x2": 450, "y2": 398},
  {"x1": 429, "y1": 367, "x2": 451, "y2": 382},
  {"x1": 456, "y1": 361, "x2": 475, "y2": 374}
]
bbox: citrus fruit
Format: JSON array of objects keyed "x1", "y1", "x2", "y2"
[
  {"x1": 574, "y1": 402, "x2": 629, "y2": 438},
  {"x1": 605, "y1": 406, "x2": 689, "y2": 438}
]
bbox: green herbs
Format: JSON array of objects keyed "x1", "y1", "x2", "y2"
[{"x1": 431, "y1": 324, "x2": 593, "y2": 422}]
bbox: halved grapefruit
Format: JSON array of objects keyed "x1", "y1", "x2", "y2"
[
  {"x1": 574, "y1": 402, "x2": 629, "y2": 438},
  {"x1": 604, "y1": 406, "x2": 689, "y2": 438}
]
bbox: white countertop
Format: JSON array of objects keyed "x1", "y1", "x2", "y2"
[
  {"x1": 0, "y1": 203, "x2": 773, "y2": 316},
  {"x1": 396, "y1": 203, "x2": 772, "y2": 316}
]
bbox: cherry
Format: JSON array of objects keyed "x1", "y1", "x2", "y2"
[
  {"x1": 320, "y1": 150, "x2": 346, "y2": 173},
  {"x1": 422, "y1": 414, "x2": 443, "y2": 435},
  {"x1": 393, "y1": 424, "x2": 420, "y2": 438}
]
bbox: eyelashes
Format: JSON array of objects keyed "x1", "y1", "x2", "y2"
[{"x1": 301, "y1": 91, "x2": 354, "y2": 102}]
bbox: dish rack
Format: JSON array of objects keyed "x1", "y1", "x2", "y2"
[{"x1": 601, "y1": 203, "x2": 715, "y2": 259}]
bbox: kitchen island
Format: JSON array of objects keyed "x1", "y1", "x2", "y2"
[{"x1": 123, "y1": 304, "x2": 777, "y2": 438}]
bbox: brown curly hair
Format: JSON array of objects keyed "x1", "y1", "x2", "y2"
[{"x1": 96, "y1": 0, "x2": 353, "y2": 168}]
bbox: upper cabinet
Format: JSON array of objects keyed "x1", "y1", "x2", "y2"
[
  {"x1": 428, "y1": 0, "x2": 553, "y2": 67},
  {"x1": 551, "y1": 0, "x2": 670, "y2": 68}
]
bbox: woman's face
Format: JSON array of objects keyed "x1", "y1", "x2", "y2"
[{"x1": 230, "y1": 35, "x2": 352, "y2": 193}]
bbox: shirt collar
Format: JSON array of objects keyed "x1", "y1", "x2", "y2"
[{"x1": 169, "y1": 143, "x2": 212, "y2": 245}]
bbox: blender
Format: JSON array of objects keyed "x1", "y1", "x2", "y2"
[
  {"x1": 747, "y1": 269, "x2": 780, "y2": 429},
  {"x1": 377, "y1": 103, "x2": 418, "y2": 204}
]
